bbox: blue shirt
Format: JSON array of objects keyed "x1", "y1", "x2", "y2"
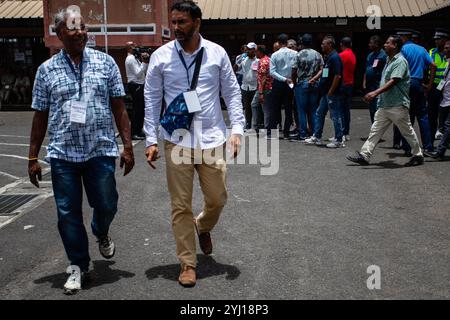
[
  {"x1": 401, "y1": 41, "x2": 432, "y2": 80},
  {"x1": 319, "y1": 50, "x2": 343, "y2": 96},
  {"x1": 32, "y1": 48, "x2": 125, "y2": 163},
  {"x1": 365, "y1": 49, "x2": 387, "y2": 88},
  {"x1": 269, "y1": 47, "x2": 297, "y2": 82}
]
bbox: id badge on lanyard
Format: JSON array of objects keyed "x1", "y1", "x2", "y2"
[{"x1": 65, "y1": 52, "x2": 86, "y2": 124}]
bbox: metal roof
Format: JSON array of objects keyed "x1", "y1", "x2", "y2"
[
  {"x1": 0, "y1": 0, "x2": 43, "y2": 19},
  {"x1": 197, "y1": 0, "x2": 450, "y2": 19},
  {"x1": 0, "y1": 0, "x2": 449, "y2": 20}
]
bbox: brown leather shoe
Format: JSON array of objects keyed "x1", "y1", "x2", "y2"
[
  {"x1": 194, "y1": 219, "x2": 212, "y2": 255},
  {"x1": 178, "y1": 265, "x2": 196, "y2": 287}
]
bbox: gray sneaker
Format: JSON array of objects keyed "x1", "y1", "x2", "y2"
[
  {"x1": 326, "y1": 141, "x2": 346, "y2": 148},
  {"x1": 64, "y1": 265, "x2": 82, "y2": 295},
  {"x1": 98, "y1": 236, "x2": 115, "y2": 259}
]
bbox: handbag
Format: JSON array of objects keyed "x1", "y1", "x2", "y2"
[{"x1": 160, "y1": 47, "x2": 204, "y2": 136}]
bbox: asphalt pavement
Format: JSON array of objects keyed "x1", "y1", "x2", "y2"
[{"x1": 0, "y1": 110, "x2": 449, "y2": 300}]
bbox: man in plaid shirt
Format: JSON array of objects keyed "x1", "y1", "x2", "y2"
[{"x1": 28, "y1": 7, "x2": 134, "y2": 295}]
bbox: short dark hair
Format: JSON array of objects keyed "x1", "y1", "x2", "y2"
[
  {"x1": 389, "y1": 35, "x2": 403, "y2": 52},
  {"x1": 171, "y1": 0, "x2": 202, "y2": 21},
  {"x1": 256, "y1": 45, "x2": 267, "y2": 55},
  {"x1": 278, "y1": 34, "x2": 289, "y2": 45},
  {"x1": 323, "y1": 35, "x2": 336, "y2": 48},
  {"x1": 341, "y1": 37, "x2": 352, "y2": 48},
  {"x1": 370, "y1": 35, "x2": 382, "y2": 47}
]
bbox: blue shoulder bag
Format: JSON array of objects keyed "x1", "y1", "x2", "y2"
[{"x1": 160, "y1": 47, "x2": 204, "y2": 136}]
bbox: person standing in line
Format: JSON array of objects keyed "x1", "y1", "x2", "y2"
[
  {"x1": 255, "y1": 45, "x2": 273, "y2": 137},
  {"x1": 338, "y1": 37, "x2": 356, "y2": 142},
  {"x1": 28, "y1": 8, "x2": 135, "y2": 295},
  {"x1": 125, "y1": 41, "x2": 150, "y2": 140},
  {"x1": 143, "y1": 0, "x2": 245, "y2": 288},
  {"x1": 427, "y1": 28, "x2": 449, "y2": 144},
  {"x1": 362, "y1": 35, "x2": 387, "y2": 136},
  {"x1": 269, "y1": 33, "x2": 297, "y2": 139},
  {"x1": 233, "y1": 45, "x2": 248, "y2": 88},
  {"x1": 425, "y1": 40, "x2": 450, "y2": 160},
  {"x1": 236, "y1": 42, "x2": 259, "y2": 130},
  {"x1": 291, "y1": 34, "x2": 324, "y2": 141},
  {"x1": 347, "y1": 35, "x2": 424, "y2": 167},
  {"x1": 305, "y1": 35, "x2": 345, "y2": 148}
]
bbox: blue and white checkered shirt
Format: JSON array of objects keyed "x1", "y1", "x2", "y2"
[{"x1": 32, "y1": 48, "x2": 125, "y2": 163}]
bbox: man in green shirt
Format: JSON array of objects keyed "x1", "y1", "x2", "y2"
[{"x1": 347, "y1": 35, "x2": 424, "y2": 167}]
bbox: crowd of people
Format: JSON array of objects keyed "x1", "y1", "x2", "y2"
[
  {"x1": 232, "y1": 28, "x2": 450, "y2": 163},
  {"x1": 26, "y1": 0, "x2": 449, "y2": 296},
  {"x1": 0, "y1": 65, "x2": 32, "y2": 105}
]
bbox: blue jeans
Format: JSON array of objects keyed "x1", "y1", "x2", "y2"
[
  {"x1": 294, "y1": 80, "x2": 319, "y2": 138},
  {"x1": 51, "y1": 156, "x2": 118, "y2": 271},
  {"x1": 394, "y1": 78, "x2": 433, "y2": 152},
  {"x1": 314, "y1": 94, "x2": 344, "y2": 142},
  {"x1": 341, "y1": 85, "x2": 353, "y2": 135}
]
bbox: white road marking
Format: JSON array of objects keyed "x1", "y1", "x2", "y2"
[
  {"x1": 0, "y1": 143, "x2": 48, "y2": 147},
  {"x1": 0, "y1": 171, "x2": 19, "y2": 180},
  {"x1": 24, "y1": 225, "x2": 35, "y2": 230},
  {"x1": 0, "y1": 135, "x2": 32, "y2": 138},
  {"x1": 0, "y1": 154, "x2": 48, "y2": 165}
]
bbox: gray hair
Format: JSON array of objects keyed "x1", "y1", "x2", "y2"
[{"x1": 54, "y1": 8, "x2": 83, "y2": 34}]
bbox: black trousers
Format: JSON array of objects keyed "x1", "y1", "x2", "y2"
[
  {"x1": 270, "y1": 80, "x2": 294, "y2": 137},
  {"x1": 129, "y1": 82, "x2": 145, "y2": 136}
]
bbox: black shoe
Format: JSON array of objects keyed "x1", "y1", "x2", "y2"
[
  {"x1": 346, "y1": 152, "x2": 369, "y2": 166},
  {"x1": 404, "y1": 156, "x2": 424, "y2": 167},
  {"x1": 98, "y1": 236, "x2": 116, "y2": 259},
  {"x1": 423, "y1": 150, "x2": 445, "y2": 160},
  {"x1": 393, "y1": 144, "x2": 402, "y2": 150},
  {"x1": 404, "y1": 151, "x2": 412, "y2": 157},
  {"x1": 132, "y1": 135, "x2": 145, "y2": 141}
]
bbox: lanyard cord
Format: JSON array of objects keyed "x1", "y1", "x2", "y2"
[
  {"x1": 63, "y1": 51, "x2": 84, "y2": 99},
  {"x1": 175, "y1": 42, "x2": 201, "y2": 89}
]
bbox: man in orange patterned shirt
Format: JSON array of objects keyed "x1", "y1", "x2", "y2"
[{"x1": 256, "y1": 45, "x2": 274, "y2": 138}]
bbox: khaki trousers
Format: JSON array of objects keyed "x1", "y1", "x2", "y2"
[
  {"x1": 361, "y1": 106, "x2": 423, "y2": 160},
  {"x1": 164, "y1": 141, "x2": 228, "y2": 268}
]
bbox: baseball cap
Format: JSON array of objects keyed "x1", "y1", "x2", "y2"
[
  {"x1": 434, "y1": 28, "x2": 450, "y2": 39},
  {"x1": 246, "y1": 42, "x2": 257, "y2": 50}
]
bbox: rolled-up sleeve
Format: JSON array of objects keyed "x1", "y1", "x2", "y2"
[
  {"x1": 143, "y1": 54, "x2": 164, "y2": 147},
  {"x1": 219, "y1": 51, "x2": 245, "y2": 136}
]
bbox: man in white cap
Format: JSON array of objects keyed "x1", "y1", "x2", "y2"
[{"x1": 236, "y1": 42, "x2": 259, "y2": 130}]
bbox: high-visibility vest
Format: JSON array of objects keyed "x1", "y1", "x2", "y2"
[{"x1": 430, "y1": 48, "x2": 449, "y2": 84}]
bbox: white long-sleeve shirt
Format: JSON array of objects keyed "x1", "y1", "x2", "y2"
[
  {"x1": 144, "y1": 36, "x2": 245, "y2": 149},
  {"x1": 125, "y1": 54, "x2": 148, "y2": 85}
]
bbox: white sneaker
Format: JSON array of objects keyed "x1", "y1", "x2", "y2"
[
  {"x1": 326, "y1": 141, "x2": 346, "y2": 148},
  {"x1": 305, "y1": 136, "x2": 321, "y2": 145},
  {"x1": 328, "y1": 137, "x2": 337, "y2": 142},
  {"x1": 435, "y1": 131, "x2": 443, "y2": 140},
  {"x1": 98, "y1": 236, "x2": 115, "y2": 259},
  {"x1": 345, "y1": 135, "x2": 351, "y2": 141},
  {"x1": 64, "y1": 265, "x2": 82, "y2": 295}
]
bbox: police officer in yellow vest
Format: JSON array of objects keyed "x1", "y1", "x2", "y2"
[{"x1": 428, "y1": 28, "x2": 449, "y2": 145}]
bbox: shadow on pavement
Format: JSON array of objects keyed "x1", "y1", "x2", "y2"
[
  {"x1": 34, "y1": 260, "x2": 135, "y2": 290},
  {"x1": 145, "y1": 255, "x2": 241, "y2": 282}
]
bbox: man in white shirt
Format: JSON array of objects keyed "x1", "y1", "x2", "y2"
[
  {"x1": 125, "y1": 41, "x2": 149, "y2": 140},
  {"x1": 237, "y1": 42, "x2": 259, "y2": 129},
  {"x1": 143, "y1": 0, "x2": 245, "y2": 288}
]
